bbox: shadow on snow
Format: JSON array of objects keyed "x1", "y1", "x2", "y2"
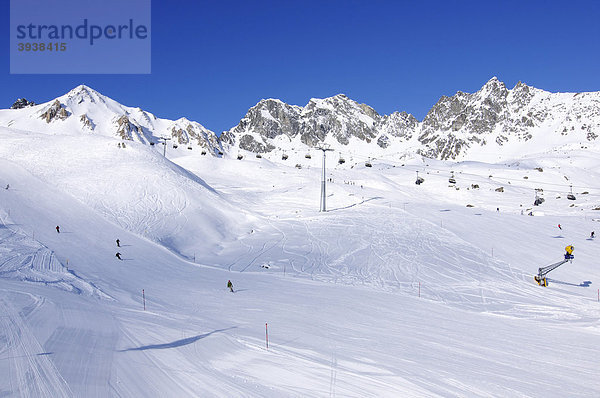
[
  {"x1": 118, "y1": 327, "x2": 236, "y2": 352},
  {"x1": 328, "y1": 196, "x2": 384, "y2": 212},
  {"x1": 547, "y1": 279, "x2": 592, "y2": 288}
]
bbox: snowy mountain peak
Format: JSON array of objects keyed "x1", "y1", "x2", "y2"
[
  {"x1": 221, "y1": 92, "x2": 385, "y2": 154},
  {"x1": 476, "y1": 76, "x2": 508, "y2": 99},
  {"x1": 223, "y1": 78, "x2": 600, "y2": 161},
  {"x1": 60, "y1": 84, "x2": 107, "y2": 107},
  {"x1": 0, "y1": 85, "x2": 222, "y2": 155},
  {"x1": 3, "y1": 78, "x2": 600, "y2": 163}
]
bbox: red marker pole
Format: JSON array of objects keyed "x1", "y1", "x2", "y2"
[
  {"x1": 142, "y1": 289, "x2": 146, "y2": 311},
  {"x1": 265, "y1": 323, "x2": 269, "y2": 349}
]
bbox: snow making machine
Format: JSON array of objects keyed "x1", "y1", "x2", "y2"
[{"x1": 535, "y1": 246, "x2": 574, "y2": 287}]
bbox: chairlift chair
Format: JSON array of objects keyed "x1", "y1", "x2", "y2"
[
  {"x1": 282, "y1": 154, "x2": 288, "y2": 160},
  {"x1": 415, "y1": 171, "x2": 424, "y2": 185},
  {"x1": 567, "y1": 185, "x2": 576, "y2": 200}
]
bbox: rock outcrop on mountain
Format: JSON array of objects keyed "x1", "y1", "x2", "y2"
[
  {"x1": 115, "y1": 115, "x2": 142, "y2": 141},
  {"x1": 375, "y1": 111, "x2": 419, "y2": 148},
  {"x1": 11, "y1": 98, "x2": 36, "y2": 109},
  {"x1": 80, "y1": 114, "x2": 94, "y2": 130},
  {"x1": 221, "y1": 94, "x2": 390, "y2": 153},
  {"x1": 40, "y1": 100, "x2": 70, "y2": 123},
  {"x1": 222, "y1": 77, "x2": 600, "y2": 161},
  {"x1": 168, "y1": 118, "x2": 221, "y2": 150}
]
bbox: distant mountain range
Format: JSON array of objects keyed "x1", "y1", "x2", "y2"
[{"x1": 2, "y1": 78, "x2": 599, "y2": 161}]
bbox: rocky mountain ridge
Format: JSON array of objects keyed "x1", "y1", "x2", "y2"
[
  {"x1": 223, "y1": 77, "x2": 600, "y2": 161},
  {"x1": 3, "y1": 78, "x2": 600, "y2": 162}
]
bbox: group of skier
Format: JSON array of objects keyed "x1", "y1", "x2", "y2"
[
  {"x1": 52, "y1": 226, "x2": 237, "y2": 290},
  {"x1": 557, "y1": 223, "x2": 595, "y2": 239},
  {"x1": 55, "y1": 226, "x2": 124, "y2": 260},
  {"x1": 115, "y1": 239, "x2": 122, "y2": 260}
]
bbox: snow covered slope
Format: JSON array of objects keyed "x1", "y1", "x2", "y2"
[
  {"x1": 0, "y1": 126, "x2": 247, "y2": 260},
  {"x1": 1, "y1": 93, "x2": 600, "y2": 396}
]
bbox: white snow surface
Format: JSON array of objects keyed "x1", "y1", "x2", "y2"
[{"x1": 1, "y1": 118, "x2": 600, "y2": 396}]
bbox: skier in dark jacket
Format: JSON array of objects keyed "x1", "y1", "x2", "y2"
[
  {"x1": 116, "y1": 239, "x2": 120, "y2": 247},
  {"x1": 56, "y1": 225, "x2": 60, "y2": 233},
  {"x1": 227, "y1": 280, "x2": 234, "y2": 292},
  {"x1": 116, "y1": 252, "x2": 122, "y2": 260}
]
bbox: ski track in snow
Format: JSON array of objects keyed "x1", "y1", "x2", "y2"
[
  {"x1": 0, "y1": 292, "x2": 73, "y2": 397},
  {"x1": 0, "y1": 222, "x2": 112, "y2": 300},
  {"x1": 2, "y1": 129, "x2": 600, "y2": 396}
]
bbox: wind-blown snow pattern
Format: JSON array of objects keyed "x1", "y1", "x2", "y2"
[{"x1": 1, "y1": 85, "x2": 600, "y2": 397}]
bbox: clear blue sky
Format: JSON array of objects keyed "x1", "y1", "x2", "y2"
[{"x1": 2, "y1": 0, "x2": 599, "y2": 134}]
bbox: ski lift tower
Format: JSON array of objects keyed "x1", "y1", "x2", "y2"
[
  {"x1": 157, "y1": 136, "x2": 171, "y2": 157},
  {"x1": 318, "y1": 145, "x2": 334, "y2": 212}
]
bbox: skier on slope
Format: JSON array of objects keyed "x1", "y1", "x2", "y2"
[
  {"x1": 56, "y1": 225, "x2": 60, "y2": 233},
  {"x1": 116, "y1": 252, "x2": 122, "y2": 260},
  {"x1": 558, "y1": 224, "x2": 562, "y2": 230},
  {"x1": 591, "y1": 231, "x2": 595, "y2": 239},
  {"x1": 227, "y1": 280, "x2": 234, "y2": 292},
  {"x1": 116, "y1": 239, "x2": 120, "y2": 247}
]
